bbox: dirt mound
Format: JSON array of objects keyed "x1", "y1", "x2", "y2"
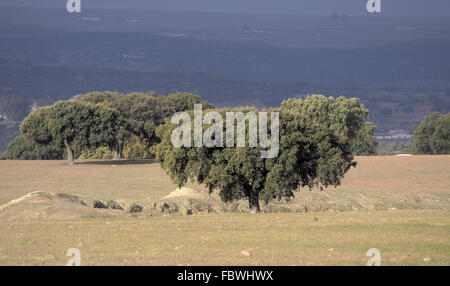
[
  {"x1": 0, "y1": 191, "x2": 86, "y2": 213},
  {"x1": 0, "y1": 192, "x2": 142, "y2": 222},
  {"x1": 146, "y1": 188, "x2": 247, "y2": 216},
  {"x1": 162, "y1": 187, "x2": 207, "y2": 200}
]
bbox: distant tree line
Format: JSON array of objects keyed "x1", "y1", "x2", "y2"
[
  {"x1": 1, "y1": 92, "x2": 212, "y2": 163},
  {"x1": 412, "y1": 112, "x2": 450, "y2": 155}
]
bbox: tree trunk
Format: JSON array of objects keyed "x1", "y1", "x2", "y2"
[
  {"x1": 114, "y1": 141, "x2": 123, "y2": 160},
  {"x1": 248, "y1": 191, "x2": 261, "y2": 214},
  {"x1": 64, "y1": 139, "x2": 74, "y2": 165}
]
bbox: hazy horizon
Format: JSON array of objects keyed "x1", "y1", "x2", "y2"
[{"x1": 2, "y1": 0, "x2": 450, "y2": 18}]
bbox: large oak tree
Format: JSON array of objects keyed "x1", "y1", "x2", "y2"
[
  {"x1": 21, "y1": 100, "x2": 123, "y2": 165},
  {"x1": 154, "y1": 98, "x2": 358, "y2": 213}
]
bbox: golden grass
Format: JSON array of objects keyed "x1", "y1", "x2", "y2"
[
  {"x1": 0, "y1": 156, "x2": 448, "y2": 207},
  {"x1": 0, "y1": 160, "x2": 203, "y2": 205},
  {"x1": 0, "y1": 156, "x2": 449, "y2": 265},
  {"x1": 337, "y1": 155, "x2": 450, "y2": 196},
  {"x1": 0, "y1": 210, "x2": 448, "y2": 265}
]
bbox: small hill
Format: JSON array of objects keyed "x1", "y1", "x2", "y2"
[{"x1": 0, "y1": 191, "x2": 138, "y2": 221}]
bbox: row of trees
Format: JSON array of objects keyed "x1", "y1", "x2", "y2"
[
  {"x1": 15, "y1": 92, "x2": 211, "y2": 164},
  {"x1": 2, "y1": 93, "x2": 377, "y2": 162}
]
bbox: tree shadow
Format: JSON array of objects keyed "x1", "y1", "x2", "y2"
[{"x1": 76, "y1": 159, "x2": 156, "y2": 166}]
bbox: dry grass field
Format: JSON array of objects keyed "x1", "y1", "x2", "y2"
[
  {"x1": 0, "y1": 156, "x2": 449, "y2": 265},
  {"x1": 336, "y1": 156, "x2": 450, "y2": 196},
  {"x1": 1, "y1": 210, "x2": 449, "y2": 266}
]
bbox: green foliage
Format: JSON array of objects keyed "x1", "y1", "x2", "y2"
[
  {"x1": 77, "y1": 91, "x2": 213, "y2": 157},
  {"x1": 1, "y1": 136, "x2": 64, "y2": 160},
  {"x1": 413, "y1": 112, "x2": 450, "y2": 154},
  {"x1": 14, "y1": 92, "x2": 212, "y2": 161},
  {"x1": 78, "y1": 147, "x2": 114, "y2": 160},
  {"x1": 351, "y1": 122, "x2": 377, "y2": 155},
  {"x1": 154, "y1": 97, "x2": 357, "y2": 212},
  {"x1": 74, "y1": 91, "x2": 121, "y2": 105},
  {"x1": 74, "y1": 137, "x2": 154, "y2": 160},
  {"x1": 20, "y1": 100, "x2": 125, "y2": 163},
  {"x1": 42, "y1": 101, "x2": 119, "y2": 150},
  {"x1": 163, "y1": 92, "x2": 214, "y2": 115},
  {"x1": 123, "y1": 137, "x2": 153, "y2": 159},
  {"x1": 281, "y1": 94, "x2": 375, "y2": 155},
  {"x1": 20, "y1": 105, "x2": 53, "y2": 145}
]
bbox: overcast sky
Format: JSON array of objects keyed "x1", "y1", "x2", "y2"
[{"x1": 3, "y1": 0, "x2": 450, "y2": 17}]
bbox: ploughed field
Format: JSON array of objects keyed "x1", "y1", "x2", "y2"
[{"x1": 0, "y1": 156, "x2": 449, "y2": 265}]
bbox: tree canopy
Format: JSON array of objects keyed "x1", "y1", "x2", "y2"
[
  {"x1": 77, "y1": 91, "x2": 213, "y2": 159},
  {"x1": 21, "y1": 100, "x2": 123, "y2": 164},
  {"x1": 281, "y1": 94, "x2": 376, "y2": 155},
  {"x1": 413, "y1": 112, "x2": 450, "y2": 154},
  {"x1": 0, "y1": 136, "x2": 64, "y2": 160},
  {"x1": 154, "y1": 96, "x2": 359, "y2": 213},
  {"x1": 14, "y1": 92, "x2": 213, "y2": 163}
]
